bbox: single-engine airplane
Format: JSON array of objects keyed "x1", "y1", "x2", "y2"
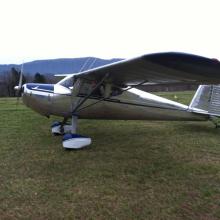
[{"x1": 14, "y1": 52, "x2": 220, "y2": 149}]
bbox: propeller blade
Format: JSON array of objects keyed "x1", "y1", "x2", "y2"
[
  {"x1": 14, "y1": 63, "x2": 24, "y2": 106},
  {"x1": 18, "y1": 63, "x2": 23, "y2": 89}
]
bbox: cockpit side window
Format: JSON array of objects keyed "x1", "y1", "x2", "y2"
[
  {"x1": 59, "y1": 76, "x2": 123, "y2": 98},
  {"x1": 78, "y1": 82, "x2": 123, "y2": 98},
  {"x1": 78, "y1": 81, "x2": 104, "y2": 98}
]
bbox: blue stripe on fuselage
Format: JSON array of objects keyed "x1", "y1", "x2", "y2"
[{"x1": 26, "y1": 83, "x2": 54, "y2": 93}]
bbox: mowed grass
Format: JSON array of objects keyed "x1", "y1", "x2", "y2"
[{"x1": 0, "y1": 91, "x2": 220, "y2": 220}]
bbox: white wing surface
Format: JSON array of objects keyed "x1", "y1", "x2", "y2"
[{"x1": 69, "y1": 52, "x2": 220, "y2": 86}]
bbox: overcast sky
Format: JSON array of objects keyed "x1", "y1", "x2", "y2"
[{"x1": 0, "y1": 0, "x2": 219, "y2": 64}]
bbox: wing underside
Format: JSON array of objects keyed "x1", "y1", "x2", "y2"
[{"x1": 68, "y1": 52, "x2": 220, "y2": 87}]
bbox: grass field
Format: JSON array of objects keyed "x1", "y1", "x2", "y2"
[{"x1": 0, "y1": 91, "x2": 220, "y2": 220}]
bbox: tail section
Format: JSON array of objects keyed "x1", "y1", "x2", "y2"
[{"x1": 189, "y1": 85, "x2": 220, "y2": 117}]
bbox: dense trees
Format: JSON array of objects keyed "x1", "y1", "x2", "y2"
[
  {"x1": 33, "y1": 72, "x2": 46, "y2": 83},
  {"x1": 0, "y1": 68, "x2": 23, "y2": 97},
  {"x1": 0, "y1": 68, "x2": 47, "y2": 97}
]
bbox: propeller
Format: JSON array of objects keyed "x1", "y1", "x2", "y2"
[{"x1": 14, "y1": 63, "x2": 24, "y2": 105}]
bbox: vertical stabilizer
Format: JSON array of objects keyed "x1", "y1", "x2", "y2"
[{"x1": 189, "y1": 85, "x2": 220, "y2": 116}]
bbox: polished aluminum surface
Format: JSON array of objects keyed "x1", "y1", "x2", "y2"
[
  {"x1": 20, "y1": 51, "x2": 220, "y2": 129},
  {"x1": 189, "y1": 85, "x2": 220, "y2": 117},
  {"x1": 22, "y1": 84, "x2": 208, "y2": 122}
]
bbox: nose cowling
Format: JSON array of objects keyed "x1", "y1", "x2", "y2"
[{"x1": 21, "y1": 83, "x2": 53, "y2": 117}]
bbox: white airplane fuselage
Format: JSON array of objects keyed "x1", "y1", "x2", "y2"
[{"x1": 21, "y1": 83, "x2": 208, "y2": 121}]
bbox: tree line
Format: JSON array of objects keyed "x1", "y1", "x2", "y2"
[{"x1": 0, "y1": 68, "x2": 47, "y2": 97}]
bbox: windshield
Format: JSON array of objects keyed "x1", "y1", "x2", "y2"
[{"x1": 57, "y1": 76, "x2": 73, "y2": 88}]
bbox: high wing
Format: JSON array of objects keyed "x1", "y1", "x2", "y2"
[{"x1": 70, "y1": 52, "x2": 220, "y2": 86}]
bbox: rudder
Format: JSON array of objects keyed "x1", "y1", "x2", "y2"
[{"x1": 189, "y1": 85, "x2": 220, "y2": 117}]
